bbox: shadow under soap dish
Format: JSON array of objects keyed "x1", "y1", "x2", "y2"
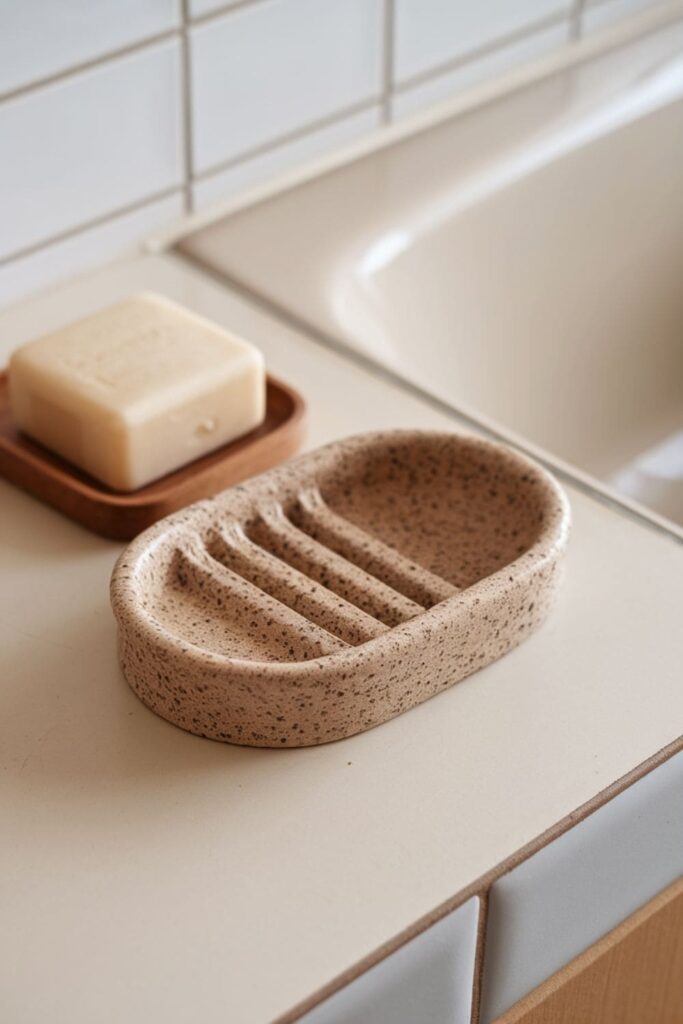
[{"x1": 111, "y1": 430, "x2": 570, "y2": 746}]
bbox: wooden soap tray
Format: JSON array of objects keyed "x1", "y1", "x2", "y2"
[{"x1": 0, "y1": 371, "x2": 306, "y2": 540}]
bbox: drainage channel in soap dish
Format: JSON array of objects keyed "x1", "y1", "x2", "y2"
[{"x1": 176, "y1": 492, "x2": 456, "y2": 653}]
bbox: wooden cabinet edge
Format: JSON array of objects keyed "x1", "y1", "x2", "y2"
[{"x1": 492, "y1": 875, "x2": 683, "y2": 1024}]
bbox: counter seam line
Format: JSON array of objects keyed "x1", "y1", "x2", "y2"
[{"x1": 470, "y1": 890, "x2": 489, "y2": 1024}]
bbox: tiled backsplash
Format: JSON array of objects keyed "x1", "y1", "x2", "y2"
[{"x1": 0, "y1": 0, "x2": 666, "y2": 307}]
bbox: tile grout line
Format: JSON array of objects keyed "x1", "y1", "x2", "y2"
[
  {"x1": 0, "y1": 186, "x2": 184, "y2": 270},
  {"x1": 590, "y1": 0, "x2": 633, "y2": 8},
  {"x1": 570, "y1": 0, "x2": 588, "y2": 41},
  {"x1": 0, "y1": 27, "x2": 180, "y2": 105},
  {"x1": 2, "y1": 0, "x2": 671, "y2": 280},
  {"x1": 381, "y1": 0, "x2": 395, "y2": 125},
  {"x1": 0, "y1": 0, "x2": 663, "y2": 109},
  {"x1": 0, "y1": 92, "x2": 380, "y2": 273},
  {"x1": 190, "y1": 0, "x2": 273, "y2": 29},
  {"x1": 191, "y1": 96, "x2": 382, "y2": 184},
  {"x1": 470, "y1": 890, "x2": 490, "y2": 1024},
  {"x1": 393, "y1": 7, "x2": 572, "y2": 95},
  {"x1": 179, "y1": 0, "x2": 195, "y2": 213}
]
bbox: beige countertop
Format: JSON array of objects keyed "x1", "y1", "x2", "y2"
[{"x1": 2, "y1": 253, "x2": 682, "y2": 1024}]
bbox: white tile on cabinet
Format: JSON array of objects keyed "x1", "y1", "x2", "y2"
[
  {"x1": 582, "y1": 0, "x2": 660, "y2": 34},
  {"x1": 189, "y1": 0, "x2": 384, "y2": 174},
  {"x1": 299, "y1": 897, "x2": 480, "y2": 1024},
  {"x1": 479, "y1": 751, "x2": 683, "y2": 1023},
  {"x1": 0, "y1": 193, "x2": 184, "y2": 311},
  {"x1": 192, "y1": 107, "x2": 381, "y2": 210},
  {"x1": 188, "y1": 0, "x2": 241, "y2": 18},
  {"x1": 0, "y1": 0, "x2": 179, "y2": 96},
  {"x1": 391, "y1": 24, "x2": 568, "y2": 120},
  {"x1": 0, "y1": 41, "x2": 183, "y2": 263},
  {"x1": 394, "y1": 0, "x2": 570, "y2": 85}
]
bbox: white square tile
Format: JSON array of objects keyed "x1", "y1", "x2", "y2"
[
  {"x1": 0, "y1": 41, "x2": 184, "y2": 262},
  {"x1": 394, "y1": 0, "x2": 570, "y2": 85},
  {"x1": 189, "y1": 0, "x2": 384, "y2": 174},
  {"x1": 192, "y1": 107, "x2": 380, "y2": 210},
  {"x1": 299, "y1": 897, "x2": 480, "y2": 1024},
  {"x1": 582, "y1": 0, "x2": 660, "y2": 34},
  {"x1": 0, "y1": 0, "x2": 179, "y2": 96},
  {"x1": 188, "y1": 0, "x2": 240, "y2": 17},
  {"x1": 391, "y1": 23, "x2": 569, "y2": 119},
  {"x1": 0, "y1": 193, "x2": 184, "y2": 311},
  {"x1": 480, "y1": 751, "x2": 683, "y2": 1022}
]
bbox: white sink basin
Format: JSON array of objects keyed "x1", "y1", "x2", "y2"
[{"x1": 178, "y1": 16, "x2": 683, "y2": 531}]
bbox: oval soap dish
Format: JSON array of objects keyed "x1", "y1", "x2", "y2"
[{"x1": 111, "y1": 431, "x2": 570, "y2": 746}]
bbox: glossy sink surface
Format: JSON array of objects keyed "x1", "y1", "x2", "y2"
[{"x1": 179, "y1": 17, "x2": 683, "y2": 531}]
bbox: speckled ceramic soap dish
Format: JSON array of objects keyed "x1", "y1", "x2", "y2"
[{"x1": 111, "y1": 431, "x2": 570, "y2": 746}]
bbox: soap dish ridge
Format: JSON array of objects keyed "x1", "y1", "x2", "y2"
[{"x1": 111, "y1": 430, "x2": 570, "y2": 747}]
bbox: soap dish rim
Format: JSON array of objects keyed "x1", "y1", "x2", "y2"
[{"x1": 111, "y1": 429, "x2": 571, "y2": 674}]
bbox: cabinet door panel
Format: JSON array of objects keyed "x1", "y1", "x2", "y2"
[
  {"x1": 494, "y1": 877, "x2": 683, "y2": 1024},
  {"x1": 481, "y1": 751, "x2": 683, "y2": 1021}
]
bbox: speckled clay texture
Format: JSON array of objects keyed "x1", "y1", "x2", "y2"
[{"x1": 110, "y1": 431, "x2": 570, "y2": 746}]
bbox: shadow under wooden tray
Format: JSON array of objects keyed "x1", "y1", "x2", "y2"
[{"x1": 0, "y1": 372, "x2": 306, "y2": 540}]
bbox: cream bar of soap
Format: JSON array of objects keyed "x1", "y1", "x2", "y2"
[{"x1": 8, "y1": 293, "x2": 266, "y2": 490}]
